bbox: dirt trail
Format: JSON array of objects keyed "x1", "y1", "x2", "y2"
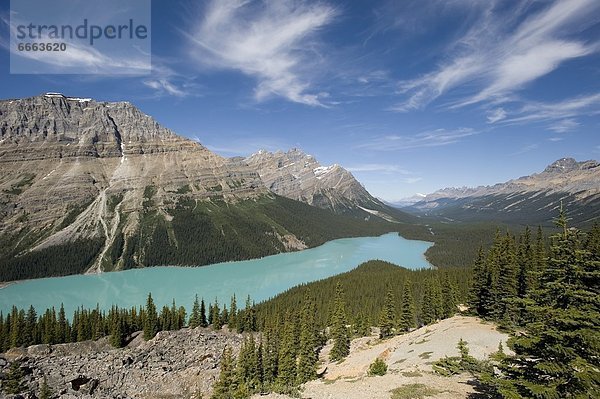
[{"x1": 254, "y1": 315, "x2": 509, "y2": 399}]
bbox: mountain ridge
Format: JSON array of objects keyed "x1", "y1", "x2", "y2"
[
  {"x1": 405, "y1": 157, "x2": 600, "y2": 225},
  {"x1": 0, "y1": 93, "x2": 400, "y2": 281}
]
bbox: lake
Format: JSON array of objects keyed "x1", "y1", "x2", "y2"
[{"x1": 0, "y1": 233, "x2": 432, "y2": 316}]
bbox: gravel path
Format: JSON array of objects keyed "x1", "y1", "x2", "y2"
[{"x1": 254, "y1": 315, "x2": 509, "y2": 399}]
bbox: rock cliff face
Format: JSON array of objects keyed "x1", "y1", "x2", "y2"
[
  {"x1": 245, "y1": 149, "x2": 408, "y2": 222},
  {"x1": 405, "y1": 158, "x2": 600, "y2": 225}
]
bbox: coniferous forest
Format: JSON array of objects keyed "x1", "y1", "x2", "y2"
[{"x1": 1, "y1": 215, "x2": 598, "y2": 398}]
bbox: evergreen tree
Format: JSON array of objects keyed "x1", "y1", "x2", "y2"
[
  {"x1": 262, "y1": 322, "x2": 279, "y2": 387},
  {"x1": 143, "y1": 293, "x2": 158, "y2": 340},
  {"x1": 495, "y1": 211, "x2": 600, "y2": 398},
  {"x1": 276, "y1": 311, "x2": 297, "y2": 388},
  {"x1": 421, "y1": 279, "x2": 438, "y2": 325},
  {"x1": 4, "y1": 361, "x2": 25, "y2": 394},
  {"x1": 398, "y1": 280, "x2": 416, "y2": 332},
  {"x1": 24, "y1": 305, "x2": 37, "y2": 347},
  {"x1": 297, "y1": 292, "x2": 318, "y2": 384},
  {"x1": 236, "y1": 335, "x2": 260, "y2": 392},
  {"x1": 190, "y1": 295, "x2": 201, "y2": 328},
  {"x1": 200, "y1": 298, "x2": 208, "y2": 327},
  {"x1": 39, "y1": 375, "x2": 52, "y2": 399},
  {"x1": 379, "y1": 285, "x2": 396, "y2": 337},
  {"x1": 211, "y1": 347, "x2": 236, "y2": 399},
  {"x1": 56, "y1": 304, "x2": 67, "y2": 344},
  {"x1": 441, "y1": 274, "x2": 459, "y2": 319},
  {"x1": 469, "y1": 247, "x2": 487, "y2": 313},
  {"x1": 212, "y1": 299, "x2": 222, "y2": 330},
  {"x1": 329, "y1": 283, "x2": 350, "y2": 361},
  {"x1": 229, "y1": 294, "x2": 238, "y2": 331}
]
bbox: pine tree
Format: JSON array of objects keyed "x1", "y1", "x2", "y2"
[
  {"x1": 441, "y1": 275, "x2": 458, "y2": 319},
  {"x1": 421, "y1": 279, "x2": 438, "y2": 325},
  {"x1": 236, "y1": 335, "x2": 260, "y2": 392},
  {"x1": 297, "y1": 292, "x2": 318, "y2": 384},
  {"x1": 398, "y1": 280, "x2": 416, "y2": 332},
  {"x1": 329, "y1": 282, "x2": 350, "y2": 361},
  {"x1": 190, "y1": 295, "x2": 201, "y2": 328},
  {"x1": 496, "y1": 211, "x2": 600, "y2": 398},
  {"x1": 56, "y1": 304, "x2": 67, "y2": 343},
  {"x1": 39, "y1": 375, "x2": 52, "y2": 399},
  {"x1": 143, "y1": 293, "x2": 158, "y2": 340},
  {"x1": 4, "y1": 361, "x2": 25, "y2": 394},
  {"x1": 262, "y1": 321, "x2": 279, "y2": 387},
  {"x1": 379, "y1": 285, "x2": 396, "y2": 337},
  {"x1": 212, "y1": 299, "x2": 222, "y2": 330},
  {"x1": 276, "y1": 311, "x2": 297, "y2": 388},
  {"x1": 229, "y1": 294, "x2": 238, "y2": 331},
  {"x1": 211, "y1": 347, "x2": 237, "y2": 399},
  {"x1": 200, "y1": 298, "x2": 208, "y2": 327},
  {"x1": 469, "y1": 247, "x2": 487, "y2": 314}
]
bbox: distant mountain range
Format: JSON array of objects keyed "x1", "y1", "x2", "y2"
[
  {"x1": 403, "y1": 158, "x2": 600, "y2": 226},
  {"x1": 0, "y1": 93, "x2": 406, "y2": 281}
]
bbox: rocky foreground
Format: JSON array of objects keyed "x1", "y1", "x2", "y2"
[
  {"x1": 1, "y1": 316, "x2": 508, "y2": 399},
  {"x1": 1, "y1": 327, "x2": 242, "y2": 398}
]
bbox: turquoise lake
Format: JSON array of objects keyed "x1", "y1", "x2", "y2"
[{"x1": 0, "y1": 233, "x2": 432, "y2": 316}]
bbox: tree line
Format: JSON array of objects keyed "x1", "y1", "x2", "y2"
[{"x1": 468, "y1": 214, "x2": 599, "y2": 398}]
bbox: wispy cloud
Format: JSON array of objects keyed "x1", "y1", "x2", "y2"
[
  {"x1": 345, "y1": 164, "x2": 412, "y2": 174},
  {"x1": 186, "y1": 0, "x2": 337, "y2": 106},
  {"x1": 487, "y1": 108, "x2": 507, "y2": 123},
  {"x1": 501, "y1": 93, "x2": 600, "y2": 125},
  {"x1": 548, "y1": 118, "x2": 580, "y2": 133},
  {"x1": 356, "y1": 127, "x2": 478, "y2": 151},
  {"x1": 2, "y1": 14, "x2": 150, "y2": 75},
  {"x1": 511, "y1": 143, "x2": 539, "y2": 156},
  {"x1": 393, "y1": 0, "x2": 600, "y2": 111}
]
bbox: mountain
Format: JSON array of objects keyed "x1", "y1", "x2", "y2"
[
  {"x1": 385, "y1": 194, "x2": 427, "y2": 208},
  {"x1": 405, "y1": 158, "x2": 600, "y2": 226},
  {"x1": 0, "y1": 94, "x2": 397, "y2": 281},
  {"x1": 245, "y1": 149, "x2": 412, "y2": 222}
]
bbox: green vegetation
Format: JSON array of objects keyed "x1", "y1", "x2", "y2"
[
  {"x1": 0, "y1": 238, "x2": 103, "y2": 281},
  {"x1": 368, "y1": 357, "x2": 388, "y2": 376},
  {"x1": 3, "y1": 361, "x2": 25, "y2": 394},
  {"x1": 58, "y1": 199, "x2": 94, "y2": 229},
  {"x1": 432, "y1": 339, "x2": 489, "y2": 376},
  {"x1": 255, "y1": 260, "x2": 469, "y2": 333},
  {"x1": 390, "y1": 384, "x2": 441, "y2": 399},
  {"x1": 468, "y1": 215, "x2": 600, "y2": 398},
  {"x1": 329, "y1": 282, "x2": 350, "y2": 361}
]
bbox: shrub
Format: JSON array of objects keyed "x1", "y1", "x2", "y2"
[{"x1": 368, "y1": 357, "x2": 388, "y2": 376}]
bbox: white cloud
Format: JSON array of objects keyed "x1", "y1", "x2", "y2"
[
  {"x1": 393, "y1": 0, "x2": 600, "y2": 111},
  {"x1": 186, "y1": 0, "x2": 337, "y2": 106},
  {"x1": 2, "y1": 14, "x2": 149, "y2": 75},
  {"x1": 345, "y1": 164, "x2": 412, "y2": 174},
  {"x1": 503, "y1": 93, "x2": 600, "y2": 124},
  {"x1": 487, "y1": 108, "x2": 507, "y2": 123},
  {"x1": 548, "y1": 119, "x2": 580, "y2": 133},
  {"x1": 357, "y1": 127, "x2": 478, "y2": 151}
]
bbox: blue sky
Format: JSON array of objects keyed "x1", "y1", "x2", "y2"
[{"x1": 1, "y1": 0, "x2": 599, "y2": 201}]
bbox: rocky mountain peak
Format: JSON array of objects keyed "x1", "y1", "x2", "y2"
[
  {"x1": 0, "y1": 94, "x2": 200, "y2": 161},
  {"x1": 542, "y1": 158, "x2": 600, "y2": 174},
  {"x1": 244, "y1": 148, "x2": 401, "y2": 218}
]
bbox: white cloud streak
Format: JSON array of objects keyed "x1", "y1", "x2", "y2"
[
  {"x1": 187, "y1": 0, "x2": 337, "y2": 106},
  {"x1": 345, "y1": 164, "x2": 412, "y2": 174},
  {"x1": 393, "y1": 0, "x2": 600, "y2": 111},
  {"x1": 356, "y1": 127, "x2": 478, "y2": 151}
]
